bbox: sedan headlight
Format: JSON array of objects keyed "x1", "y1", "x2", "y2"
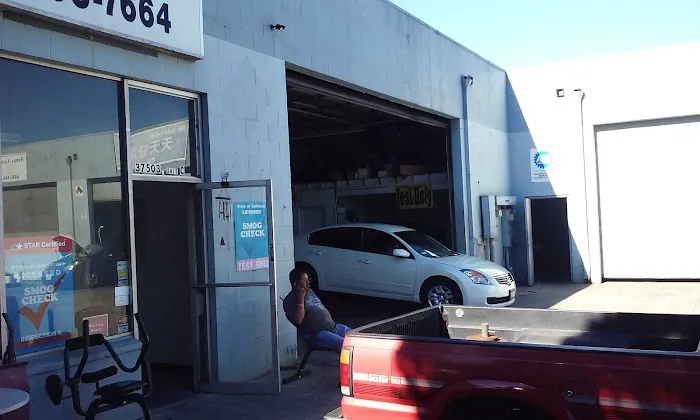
[{"x1": 460, "y1": 269, "x2": 492, "y2": 285}]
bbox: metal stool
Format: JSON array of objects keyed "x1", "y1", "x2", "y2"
[{"x1": 283, "y1": 344, "x2": 338, "y2": 385}]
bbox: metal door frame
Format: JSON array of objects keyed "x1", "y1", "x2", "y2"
[
  {"x1": 189, "y1": 179, "x2": 280, "y2": 394},
  {"x1": 524, "y1": 198, "x2": 535, "y2": 286}
]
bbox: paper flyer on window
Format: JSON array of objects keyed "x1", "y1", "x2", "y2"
[{"x1": 4, "y1": 236, "x2": 76, "y2": 355}]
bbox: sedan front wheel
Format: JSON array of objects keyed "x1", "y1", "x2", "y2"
[{"x1": 421, "y1": 278, "x2": 463, "y2": 307}]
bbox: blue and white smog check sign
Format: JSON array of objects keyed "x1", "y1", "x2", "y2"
[
  {"x1": 233, "y1": 202, "x2": 270, "y2": 273},
  {"x1": 0, "y1": 0, "x2": 203, "y2": 58}
]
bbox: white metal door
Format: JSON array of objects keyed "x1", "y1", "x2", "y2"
[
  {"x1": 190, "y1": 180, "x2": 280, "y2": 394},
  {"x1": 597, "y1": 121, "x2": 700, "y2": 279}
]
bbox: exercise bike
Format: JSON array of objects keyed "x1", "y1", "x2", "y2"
[{"x1": 45, "y1": 313, "x2": 153, "y2": 420}]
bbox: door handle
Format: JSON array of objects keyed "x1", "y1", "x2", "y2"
[
  {"x1": 195, "y1": 290, "x2": 204, "y2": 316},
  {"x1": 358, "y1": 259, "x2": 370, "y2": 264},
  {"x1": 312, "y1": 250, "x2": 322, "y2": 256}
]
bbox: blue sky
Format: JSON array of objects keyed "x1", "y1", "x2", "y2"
[{"x1": 388, "y1": 0, "x2": 700, "y2": 68}]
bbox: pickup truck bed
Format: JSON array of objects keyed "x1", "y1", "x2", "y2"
[{"x1": 328, "y1": 306, "x2": 700, "y2": 420}]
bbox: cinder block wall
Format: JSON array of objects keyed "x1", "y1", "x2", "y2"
[
  {"x1": 199, "y1": 36, "x2": 298, "y2": 371},
  {"x1": 210, "y1": 0, "x2": 510, "y2": 257},
  {"x1": 0, "y1": 16, "x2": 295, "y2": 420},
  {"x1": 0, "y1": 0, "x2": 511, "y2": 416}
]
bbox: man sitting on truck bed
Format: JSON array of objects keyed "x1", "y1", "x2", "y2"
[{"x1": 283, "y1": 268, "x2": 350, "y2": 352}]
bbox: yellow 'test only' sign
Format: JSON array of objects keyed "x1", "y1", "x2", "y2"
[{"x1": 395, "y1": 184, "x2": 434, "y2": 210}]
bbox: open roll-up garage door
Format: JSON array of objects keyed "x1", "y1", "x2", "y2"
[
  {"x1": 286, "y1": 71, "x2": 449, "y2": 129},
  {"x1": 287, "y1": 70, "x2": 456, "y2": 248},
  {"x1": 596, "y1": 118, "x2": 700, "y2": 280}
]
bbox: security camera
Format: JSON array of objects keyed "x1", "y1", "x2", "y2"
[{"x1": 270, "y1": 24, "x2": 286, "y2": 31}]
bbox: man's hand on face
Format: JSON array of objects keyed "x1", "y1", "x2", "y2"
[{"x1": 294, "y1": 281, "x2": 307, "y2": 303}]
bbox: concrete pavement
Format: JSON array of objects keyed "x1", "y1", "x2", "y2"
[
  {"x1": 151, "y1": 281, "x2": 700, "y2": 420},
  {"x1": 513, "y1": 281, "x2": 700, "y2": 314},
  {"x1": 153, "y1": 354, "x2": 342, "y2": 420}
]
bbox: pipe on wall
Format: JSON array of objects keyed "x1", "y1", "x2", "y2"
[
  {"x1": 574, "y1": 88, "x2": 592, "y2": 281},
  {"x1": 461, "y1": 75, "x2": 476, "y2": 256}
]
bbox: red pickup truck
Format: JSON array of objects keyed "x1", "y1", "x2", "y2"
[{"x1": 324, "y1": 305, "x2": 700, "y2": 420}]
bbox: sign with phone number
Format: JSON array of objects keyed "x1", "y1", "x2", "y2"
[{"x1": 0, "y1": 0, "x2": 203, "y2": 58}]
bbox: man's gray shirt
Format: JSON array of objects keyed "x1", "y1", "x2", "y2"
[{"x1": 283, "y1": 289, "x2": 335, "y2": 336}]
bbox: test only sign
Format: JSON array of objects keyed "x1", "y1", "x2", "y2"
[
  {"x1": 0, "y1": 0, "x2": 204, "y2": 58},
  {"x1": 396, "y1": 184, "x2": 434, "y2": 210},
  {"x1": 4, "y1": 236, "x2": 75, "y2": 355},
  {"x1": 233, "y1": 202, "x2": 269, "y2": 272},
  {"x1": 530, "y1": 148, "x2": 552, "y2": 183}
]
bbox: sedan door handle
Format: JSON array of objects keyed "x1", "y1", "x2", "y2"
[{"x1": 358, "y1": 259, "x2": 370, "y2": 264}]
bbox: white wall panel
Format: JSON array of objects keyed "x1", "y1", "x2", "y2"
[{"x1": 597, "y1": 120, "x2": 700, "y2": 279}]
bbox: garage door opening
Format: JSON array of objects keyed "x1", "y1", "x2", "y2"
[
  {"x1": 287, "y1": 71, "x2": 454, "y2": 249},
  {"x1": 527, "y1": 197, "x2": 572, "y2": 283}
]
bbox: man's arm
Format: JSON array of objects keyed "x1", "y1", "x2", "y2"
[{"x1": 285, "y1": 286, "x2": 306, "y2": 326}]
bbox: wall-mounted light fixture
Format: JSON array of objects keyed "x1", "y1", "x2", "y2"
[
  {"x1": 270, "y1": 24, "x2": 286, "y2": 31},
  {"x1": 556, "y1": 88, "x2": 565, "y2": 98}
]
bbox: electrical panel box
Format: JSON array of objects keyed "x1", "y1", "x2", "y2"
[
  {"x1": 496, "y1": 196, "x2": 517, "y2": 206},
  {"x1": 480, "y1": 195, "x2": 498, "y2": 239}
]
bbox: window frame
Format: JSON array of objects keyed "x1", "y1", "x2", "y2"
[
  {"x1": 0, "y1": 53, "x2": 204, "y2": 355},
  {"x1": 360, "y1": 228, "x2": 413, "y2": 258},
  {"x1": 307, "y1": 227, "x2": 362, "y2": 252},
  {"x1": 126, "y1": 80, "x2": 204, "y2": 184}
]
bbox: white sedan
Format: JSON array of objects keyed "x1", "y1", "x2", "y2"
[{"x1": 294, "y1": 223, "x2": 516, "y2": 307}]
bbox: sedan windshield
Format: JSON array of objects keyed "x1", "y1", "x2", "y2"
[{"x1": 395, "y1": 230, "x2": 457, "y2": 258}]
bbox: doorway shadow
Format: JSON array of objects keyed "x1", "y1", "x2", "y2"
[
  {"x1": 531, "y1": 197, "x2": 571, "y2": 283},
  {"x1": 133, "y1": 181, "x2": 196, "y2": 410},
  {"x1": 148, "y1": 364, "x2": 196, "y2": 410}
]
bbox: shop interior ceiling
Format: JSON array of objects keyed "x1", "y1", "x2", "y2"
[
  {"x1": 286, "y1": 84, "x2": 405, "y2": 141},
  {"x1": 286, "y1": 72, "x2": 449, "y2": 187}
]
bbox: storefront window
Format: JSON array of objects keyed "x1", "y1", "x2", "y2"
[
  {"x1": 129, "y1": 87, "x2": 198, "y2": 177},
  {"x1": 0, "y1": 58, "x2": 132, "y2": 355}
]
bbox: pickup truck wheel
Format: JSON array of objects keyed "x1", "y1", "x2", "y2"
[
  {"x1": 441, "y1": 397, "x2": 553, "y2": 420},
  {"x1": 421, "y1": 278, "x2": 463, "y2": 307}
]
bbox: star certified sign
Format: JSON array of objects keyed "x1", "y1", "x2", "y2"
[
  {"x1": 530, "y1": 148, "x2": 552, "y2": 183},
  {"x1": 0, "y1": 0, "x2": 204, "y2": 58},
  {"x1": 533, "y1": 151, "x2": 552, "y2": 169}
]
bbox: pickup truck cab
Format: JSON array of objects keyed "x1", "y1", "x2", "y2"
[{"x1": 325, "y1": 306, "x2": 700, "y2": 420}]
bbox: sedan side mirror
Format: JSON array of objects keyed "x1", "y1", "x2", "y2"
[{"x1": 392, "y1": 249, "x2": 411, "y2": 258}]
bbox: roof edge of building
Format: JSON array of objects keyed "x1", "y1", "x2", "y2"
[
  {"x1": 505, "y1": 41, "x2": 700, "y2": 73},
  {"x1": 380, "y1": 0, "x2": 506, "y2": 73}
]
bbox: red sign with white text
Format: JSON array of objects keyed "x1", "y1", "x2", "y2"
[{"x1": 84, "y1": 314, "x2": 109, "y2": 337}]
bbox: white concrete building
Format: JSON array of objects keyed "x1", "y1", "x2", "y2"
[
  {"x1": 0, "y1": 0, "x2": 697, "y2": 418},
  {"x1": 508, "y1": 43, "x2": 700, "y2": 286},
  {"x1": 0, "y1": 1, "x2": 506, "y2": 419}
]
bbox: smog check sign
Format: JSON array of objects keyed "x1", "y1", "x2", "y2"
[
  {"x1": 4, "y1": 236, "x2": 75, "y2": 354},
  {"x1": 233, "y1": 202, "x2": 270, "y2": 272}
]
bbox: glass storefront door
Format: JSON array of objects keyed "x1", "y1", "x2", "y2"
[{"x1": 191, "y1": 180, "x2": 280, "y2": 394}]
